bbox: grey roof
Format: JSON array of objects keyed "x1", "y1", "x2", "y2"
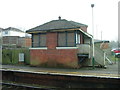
[
  {"x1": 94, "y1": 39, "x2": 109, "y2": 43},
  {"x1": 0, "y1": 28, "x2": 3, "y2": 30},
  {"x1": 3, "y1": 27, "x2": 24, "y2": 32},
  {"x1": 26, "y1": 19, "x2": 88, "y2": 33}
]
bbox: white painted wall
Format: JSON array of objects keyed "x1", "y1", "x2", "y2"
[
  {"x1": 10, "y1": 31, "x2": 25, "y2": 37},
  {"x1": 2, "y1": 30, "x2": 25, "y2": 37}
]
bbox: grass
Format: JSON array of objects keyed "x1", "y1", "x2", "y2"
[{"x1": 103, "y1": 47, "x2": 120, "y2": 61}]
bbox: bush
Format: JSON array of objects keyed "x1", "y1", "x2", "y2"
[{"x1": 2, "y1": 48, "x2": 30, "y2": 65}]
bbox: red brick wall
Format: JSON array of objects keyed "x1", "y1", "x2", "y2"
[
  {"x1": 100, "y1": 43, "x2": 109, "y2": 49},
  {"x1": 80, "y1": 34, "x2": 84, "y2": 44},
  {"x1": 46, "y1": 32, "x2": 57, "y2": 49},
  {"x1": 81, "y1": 26, "x2": 87, "y2": 32},
  {"x1": 25, "y1": 38, "x2": 31, "y2": 47},
  {"x1": 30, "y1": 32, "x2": 79, "y2": 68},
  {"x1": 30, "y1": 49, "x2": 78, "y2": 68}
]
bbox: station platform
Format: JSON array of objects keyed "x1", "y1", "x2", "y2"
[{"x1": 0, "y1": 62, "x2": 120, "y2": 79}]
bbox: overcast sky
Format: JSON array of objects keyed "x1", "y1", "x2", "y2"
[{"x1": 0, "y1": 0, "x2": 119, "y2": 41}]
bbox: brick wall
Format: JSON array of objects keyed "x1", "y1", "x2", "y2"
[
  {"x1": 100, "y1": 43, "x2": 109, "y2": 49},
  {"x1": 25, "y1": 38, "x2": 31, "y2": 48},
  {"x1": 3, "y1": 36, "x2": 19, "y2": 44},
  {"x1": 30, "y1": 49, "x2": 78, "y2": 68},
  {"x1": 81, "y1": 26, "x2": 87, "y2": 32},
  {"x1": 80, "y1": 34, "x2": 84, "y2": 44},
  {"x1": 3, "y1": 36, "x2": 31, "y2": 48},
  {"x1": 30, "y1": 32, "x2": 79, "y2": 68},
  {"x1": 47, "y1": 32, "x2": 57, "y2": 49}
]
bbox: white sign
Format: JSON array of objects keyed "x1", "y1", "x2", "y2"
[{"x1": 19, "y1": 53, "x2": 24, "y2": 62}]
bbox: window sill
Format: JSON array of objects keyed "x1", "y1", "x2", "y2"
[
  {"x1": 56, "y1": 47, "x2": 78, "y2": 49},
  {"x1": 29, "y1": 47, "x2": 47, "y2": 50}
]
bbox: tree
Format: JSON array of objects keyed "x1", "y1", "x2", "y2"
[{"x1": 109, "y1": 41, "x2": 118, "y2": 49}]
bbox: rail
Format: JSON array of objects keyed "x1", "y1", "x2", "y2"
[{"x1": 2, "y1": 82, "x2": 52, "y2": 90}]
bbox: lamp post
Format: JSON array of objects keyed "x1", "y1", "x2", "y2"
[
  {"x1": 91, "y1": 4, "x2": 95, "y2": 69},
  {"x1": 101, "y1": 31, "x2": 102, "y2": 40},
  {"x1": 0, "y1": 28, "x2": 2, "y2": 64}
]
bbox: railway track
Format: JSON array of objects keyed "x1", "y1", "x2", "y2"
[{"x1": 2, "y1": 82, "x2": 55, "y2": 90}]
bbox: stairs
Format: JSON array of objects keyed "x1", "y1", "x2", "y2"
[
  {"x1": 77, "y1": 44, "x2": 111, "y2": 67},
  {"x1": 90, "y1": 45, "x2": 105, "y2": 66}
]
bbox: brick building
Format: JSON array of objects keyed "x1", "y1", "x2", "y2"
[
  {"x1": 2, "y1": 36, "x2": 31, "y2": 48},
  {"x1": 2, "y1": 27, "x2": 25, "y2": 37},
  {"x1": 26, "y1": 17, "x2": 93, "y2": 68},
  {"x1": 2, "y1": 27, "x2": 31, "y2": 48}
]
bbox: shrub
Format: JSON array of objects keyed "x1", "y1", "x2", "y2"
[{"x1": 2, "y1": 48, "x2": 30, "y2": 65}]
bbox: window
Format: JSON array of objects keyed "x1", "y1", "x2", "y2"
[
  {"x1": 40, "y1": 34, "x2": 46, "y2": 47},
  {"x1": 67, "y1": 32, "x2": 75, "y2": 46},
  {"x1": 33, "y1": 34, "x2": 39, "y2": 47},
  {"x1": 76, "y1": 33, "x2": 80, "y2": 44},
  {"x1": 58, "y1": 32, "x2": 66, "y2": 46},
  {"x1": 58, "y1": 31, "x2": 75, "y2": 47},
  {"x1": 5, "y1": 31, "x2": 8, "y2": 34},
  {"x1": 32, "y1": 33, "x2": 46, "y2": 47}
]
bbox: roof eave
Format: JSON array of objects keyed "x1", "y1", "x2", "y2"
[
  {"x1": 79, "y1": 29, "x2": 93, "y2": 38},
  {"x1": 26, "y1": 27, "x2": 81, "y2": 34}
]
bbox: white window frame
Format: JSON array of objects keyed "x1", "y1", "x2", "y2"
[{"x1": 76, "y1": 33, "x2": 80, "y2": 44}]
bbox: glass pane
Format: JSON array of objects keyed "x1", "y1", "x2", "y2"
[
  {"x1": 67, "y1": 32, "x2": 75, "y2": 46},
  {"x1": 58, "y1": 33, "x2": 66, "y2": 46},
  {"x1": 76, "y1": 33, "x2": 80, "y2": 44},
  {"x1": 33, "y1": 34, "x2": 39, "y2": 47},
  {"x1": 40, "y1": 34, "x2": 46, "y2": 47}
]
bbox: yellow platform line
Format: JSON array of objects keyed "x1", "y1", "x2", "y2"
[{"x1": 1, "y1": 68, "x2": 119, "y2": 78}]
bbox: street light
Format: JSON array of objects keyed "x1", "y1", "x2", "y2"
[
  {"x1": 0, "y1": 28, "x2": 2, "y2": 64},
  {"x1": 91, "y1": 4, "x2": 95, "y2": 69}
]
